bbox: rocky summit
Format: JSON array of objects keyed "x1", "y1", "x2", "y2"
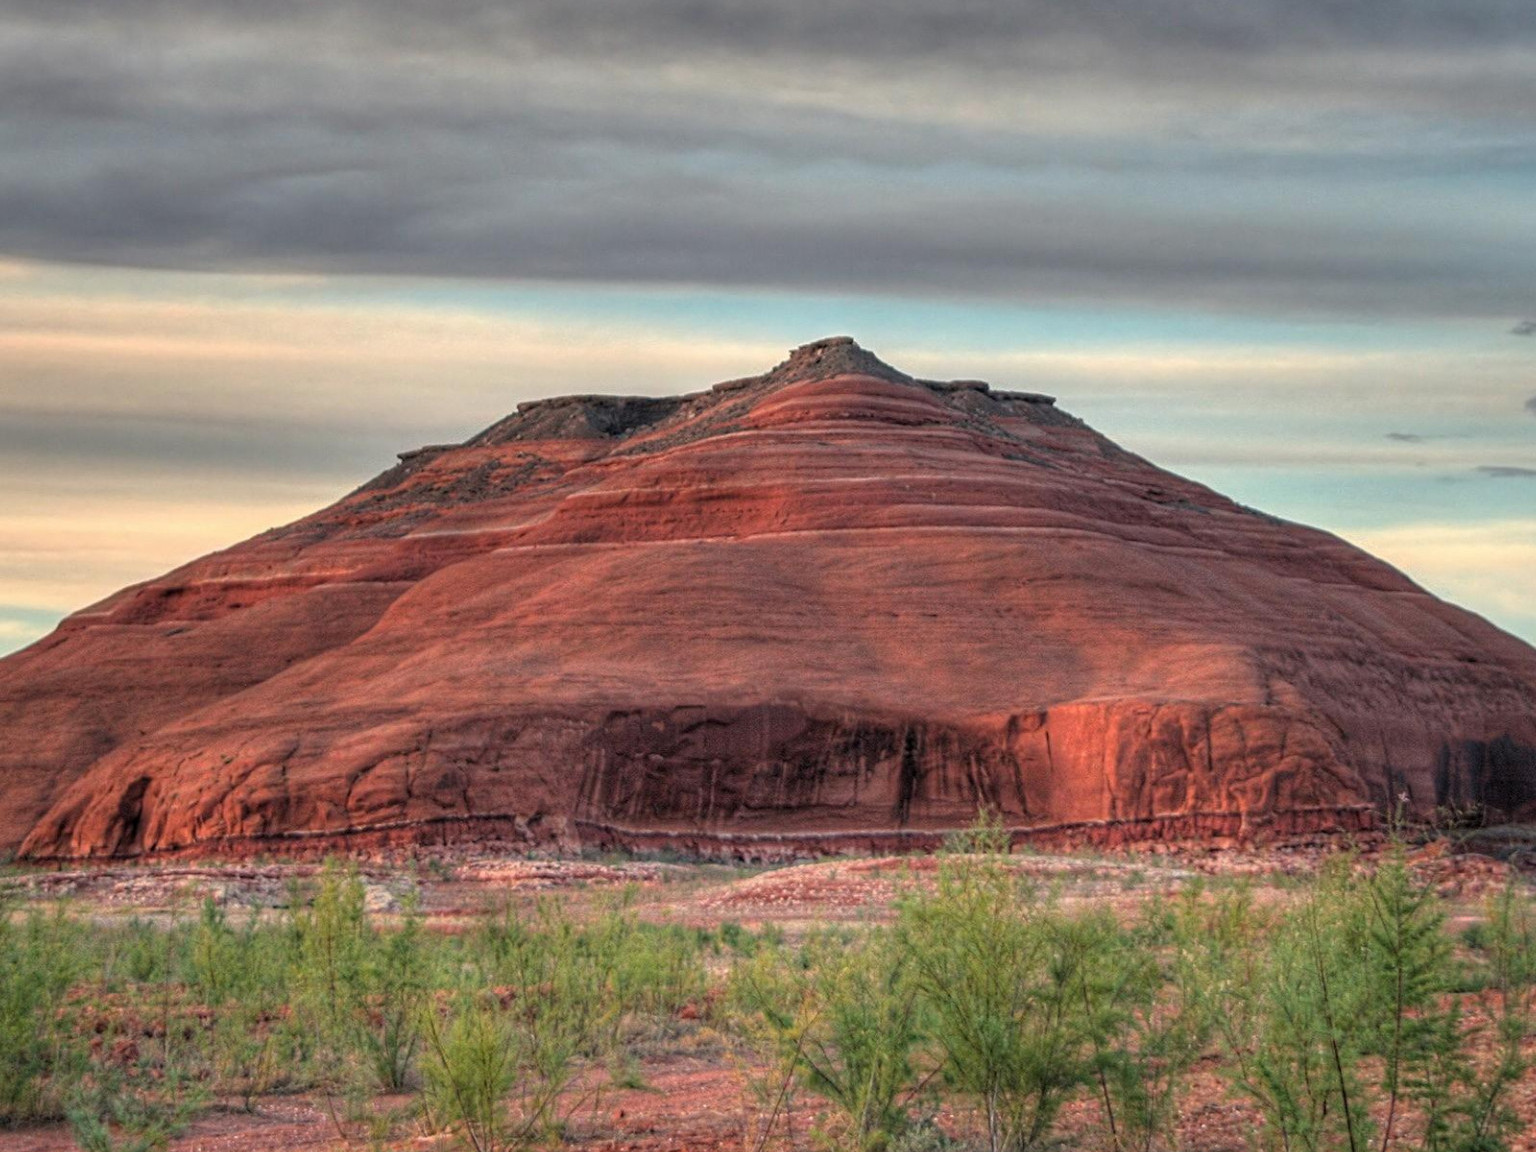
[{"x1": 4, "y1": 337, "x2": 1535, "y2": 860}]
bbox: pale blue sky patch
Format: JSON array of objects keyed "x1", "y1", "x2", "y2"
[{"x1": 0, "y1": 607, "x2": 59, "y2": 651}]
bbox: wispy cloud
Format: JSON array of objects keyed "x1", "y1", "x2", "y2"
[
  {"x1": 1477, "y1": 465, "x2": 1536, "y2": 478},
  {"x1": 0, "y1": 281, "x2": 781, "y2": 438},
  {"x1": 6, "y1": 264, "x2": 1534, "y2": 496}
]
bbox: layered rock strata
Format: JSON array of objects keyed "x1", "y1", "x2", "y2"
[{"x1": 5, "y1": 337, "x2": 1534, "y2": 859}]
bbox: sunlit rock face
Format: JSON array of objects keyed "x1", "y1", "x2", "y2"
[{"x1": 5, "y1": 337, "x2": 1535, "y2": 859}]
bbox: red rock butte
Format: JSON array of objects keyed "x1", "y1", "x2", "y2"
[{"x1": 5, "y1": 337, "x2": 1536, "y2": 861}]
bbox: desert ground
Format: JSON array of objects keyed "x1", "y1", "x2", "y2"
[{"x1": 2, "y1": 835, "x2": 1534, "y2": 1152}]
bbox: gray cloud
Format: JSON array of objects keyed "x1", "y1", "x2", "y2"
[
  {"x1": 1476, "y1": 465, "x2": 1536, "y2": 478},
  {"x1": 1514, "y1": 320, "x2": 1536, "y2": 335},
  {"x1": 0, "y1": 409, "x2": 412, "y2": 482},
  {"x1": 1, "y1": 3, "x2": 1534, "y2": 317},
  {"x1": 1387, "y1": 432, "x2": 1425, "y2": 442},
  {"x1": 11, "y1": 0, "x2": 1536, "y2": 63},
  {"x1": 1526, "y1": 396, "x2": 1536, "y2": 416}
]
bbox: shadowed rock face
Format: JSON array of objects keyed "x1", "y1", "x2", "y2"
[{"x1": 5, "y1": 337, "x2": 1535, "y2": 859}]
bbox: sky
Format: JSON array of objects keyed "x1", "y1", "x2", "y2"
[{"x1": 1, "y1": 0, "x2": 1533, "y2": 654}]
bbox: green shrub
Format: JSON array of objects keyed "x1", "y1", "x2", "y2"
[
  {"x1": 734, "y1": 926, "x2": 928, "y2": 1151},
  {"x1": 1207, "y1": 852, "x2": 1533, "y2": 1152},
  {"x1": 290, "y1": 862, "x2": 370, "y2": 1049},
  {"x1": 1360, "y1": 853, "x2": 1464, "y2": 1152},
  {"x1": 423, "y1": 898, "x2": 664, "y2": 1150},
  {"x1": 610, "y1": 918, "x2": 707, "y2": 1023},
  {"x1": 1074, "y1": 899, "x2": 1208, "y2": 1152},
  {"x1": 897, "y1": 856, "x2": 1091, "y2": 1152},
  {"x1": 66, "y1": 908, "x2": 208, "y2": 1152},
  {"x1": 422, "y1": 993, "x2": 517, "y2": 1152},
  {"x1": 284, "y1": 861, "x2": 431, "y2": 1096},
  {"x1": 1449, "y1": 881, "x2": 1536, "y2": 1152},
  {"x1": 0, "y1": 903, "x2": 87, "y2": 1124},
  {"x1": 101, "y1": 918, "x2": 181, "y2": 990},
  {"x1": 361, "y1": 892, "x2": 430, "y2": 1093},
  {"x1": 1224, "y1": 860, "x2": 1378, "y2": 1152},
  {"x1": 192, "y1": 906, "x2": 308, "y2": 1106},
  {"x1": 65, "y1": 1064, "x2": 203, "y2": 1152},
  {"x1": 189, "y1": 899, "x2": 239, "y2": 1007},
  {"x1": 942, "y1": 805, "x2": 1013, "y2": 857}
]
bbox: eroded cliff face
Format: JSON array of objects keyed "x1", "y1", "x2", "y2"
[{"x1": 6, "y1": 338, "x2": 1536, "y2": 859}]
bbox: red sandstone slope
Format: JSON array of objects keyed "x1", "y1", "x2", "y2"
[{"x1": 5, "y1": 338, "x2": 1536, "y2": 860}]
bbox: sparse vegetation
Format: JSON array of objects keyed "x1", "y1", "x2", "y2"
[
  {"x1": 0, "y1": 900, "x2": 86, "y2": 1124},
  {"x1": 0, "y1": 841, "x2": 1532, "y2": 1152},
  {"x1": 733, "y1": 925, "x2": 928, "y2": 1152}
]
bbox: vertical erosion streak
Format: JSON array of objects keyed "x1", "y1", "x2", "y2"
[
  {"x1": 111, "y1": 776, "x2": 152, "y2": 857},
  {"x1": 894, "y1": 728, "x2": 920, "y2": 826}
]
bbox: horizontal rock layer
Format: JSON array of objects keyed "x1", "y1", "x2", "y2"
[{"x1": 4, "y1": 337, "x2": 1535, "y2": 859}]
